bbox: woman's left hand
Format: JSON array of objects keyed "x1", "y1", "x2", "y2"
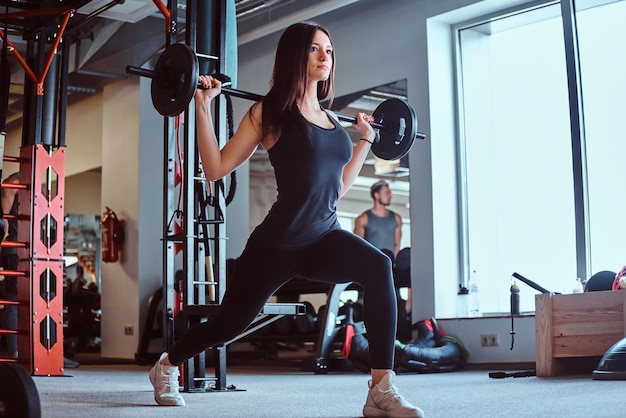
[{"x1": 354, "y1": 112, "x2": 376, "y2": 143}]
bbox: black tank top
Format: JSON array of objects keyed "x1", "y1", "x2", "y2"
[
  {"x1": 364, "y1": 209, "x2": 397, "y2": 253},
  {"x1": 252, "y1": 112, "x2": 352, "y2": 249}
]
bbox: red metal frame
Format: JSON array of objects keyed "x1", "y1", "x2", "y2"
[
  {"x1": 152, "y1": 0, "x2": 172, "y2": 33},
  {"x1": 0, "y1": 8, "x2": 74, "y2": 95},
  {"x1": 16, "y1": 144, "x2": 66, "y2": 376}
]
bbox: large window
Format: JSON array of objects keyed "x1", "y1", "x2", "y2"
[
  {"x1": 455, "y1": 0, "x2": 626, "y2": 314},
  {"x1": 576, "y1": 0, "x2": 626, "y2": 273}
]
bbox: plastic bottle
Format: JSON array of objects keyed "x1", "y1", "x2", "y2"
[
  {"x1": 468, "y1": 270, "x2": 480, "y2": 317},
  {"x1": 510, "y1": 281, "x2": 520, "y2": 315},
  {"x1": 573, "y1": 277, "x2": 584, "y2": 294}
]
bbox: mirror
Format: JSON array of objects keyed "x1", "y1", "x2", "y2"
[
  {"x1": 64, "y1": 214, "x2": 101, "y2": 355},
  {"x1": 329, "y1": 79, "x2": 410, "y2": 249}
]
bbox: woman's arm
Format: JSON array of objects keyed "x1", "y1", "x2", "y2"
[
  {"x1": 195, "y1": 75, "x2": 264, "y2": 181},
  {"x1": 338, "y1": 111, "x2": 376, "y2": 198}
]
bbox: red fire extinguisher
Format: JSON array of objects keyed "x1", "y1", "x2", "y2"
[{"x1": 101, "y1": 206, "x2": 124, "y2": 263}]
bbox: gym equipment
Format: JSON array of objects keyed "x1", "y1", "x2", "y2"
[
  {"x1": 593, "y1": 336, "x2": 626, "y2": 380},
  {"x1": 394, "y1": 247, "x2": 411, "y2": 289},
  {"x1": 488, "y1": 370, "x2": 536, "y2": 378},
  {"x1": 347, "y1": 318, "x2": 466, "y2": 373},
  {"x1": 273, "y1": 314, "x2": 295, "y2": 335},
  {"x1": 0, "y1": 363, "x2": 41, "y2": 418},
  {"x1": 126, "y1": 43, "x2": 426, "y2": 161},
  {"x1": 1, "y1": 10, "x2": 9, "y2": 135},
  {"x1": 340, "y1": 302, "x2": 357, "y2": 359},
  {"x1": 512, "y1": 272, "x2": 556, "y2": 294},
  {"x1": 396, "y1": 319, "x2": 466, "y2": 373},
  {"x1": 294, "y1": 301, "x2": 317, "y2": 335},
  {"x1": 612, "y1": 265, "x2": 626, "y2": 290},
  {"x1": 395, "y1": 247, "x2": 410, "y2": 273}
]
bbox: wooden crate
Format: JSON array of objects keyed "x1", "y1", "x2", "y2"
[{"x1": 535, "y1": 290, "x2": 626, "y2": 376}]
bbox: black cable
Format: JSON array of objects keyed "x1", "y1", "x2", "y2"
[
  {"x1": 510, "y1": 313, "x2": 515, "y2": 350},
  {"x1": 215, "y1": 94, "x2": 237, "y2": 206}
]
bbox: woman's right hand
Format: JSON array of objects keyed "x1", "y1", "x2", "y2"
[{"x1": 195, "y1": 75, "x2": 222, "y2": 105}]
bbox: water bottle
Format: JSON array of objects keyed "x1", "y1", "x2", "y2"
[
  {"x1": 468, "y1": 270, "x2": 480, "y2": 317},
  {"x1": 510, "y1": 281, "x2": 520, "y2": 315},
  {"x1": 573, "y1": 277, "x2": 584, "y2": 294}
]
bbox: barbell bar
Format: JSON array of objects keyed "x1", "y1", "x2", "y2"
[{"x1": 126, "y1": 43, "x2": 426, "y2": 160}]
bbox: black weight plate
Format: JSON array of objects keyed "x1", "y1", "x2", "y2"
[
  {"x1": 0, "y1": 363, "x2": 41, "y2": 418},
  {"x1": 151, "y1": 44, "x2": 199, "y2": 116},
  {"x1": 371, "y1": 98, "x2": 418, "y2": 161}
]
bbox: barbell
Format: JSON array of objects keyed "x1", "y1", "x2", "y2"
[{"x1": 126, "y1": 43, "x2": 426, "y2": 161}]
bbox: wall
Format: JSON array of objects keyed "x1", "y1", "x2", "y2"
[
  {"x1": 65, "y1": 170, "x2": 102, "y2": 215},
  {"x1": 98, "y1": 77, "x2": 165, "y2": 359},
  {"x1": 98, "y1": 78, "x2": 140, "y2": 358},
  {"x1": 439, "y1": 315, "x2": 536, "y2": 365}
]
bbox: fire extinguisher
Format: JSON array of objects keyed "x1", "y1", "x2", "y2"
[{"x1": 101, "y1": 206, "x2": 124, "y2": 263}]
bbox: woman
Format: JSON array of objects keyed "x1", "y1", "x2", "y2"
[{"x1": 149, "y1": 21, "x2": 424, "y2": 417}]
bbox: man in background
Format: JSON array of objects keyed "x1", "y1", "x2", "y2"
[
  {"x1": 354, "y1": 180, "x2": 402, "y2": 257},
  {"x1": 354, "y1": 180, "x2": 411, "y2": 314}
]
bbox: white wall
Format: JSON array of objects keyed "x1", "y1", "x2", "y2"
[
  {"x1": 65, "y1": 171, "x2": 102, "y2": 215},
  {"x1": 98, "y1": 77, "x2": 164, "y2": 359},
  {"x1": 439, "y1": 316, "x2": 536, "y2": 365},
  {"x1": 99, "y1": 78, "x2": 140, "y2": 358}
]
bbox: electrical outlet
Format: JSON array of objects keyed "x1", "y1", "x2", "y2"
[
  {"x1": 481, "y1": 334, "x2": 499, "y2": 347},
  {"x1": 124, "y1": 325, "x2": 134, "y2": 336}
]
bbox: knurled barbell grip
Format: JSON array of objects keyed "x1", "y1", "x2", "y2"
[{"x1": 217, "y1": 85, "x2": 385, "y2": 129}]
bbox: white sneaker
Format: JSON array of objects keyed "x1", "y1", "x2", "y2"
[
  {"x1": 149, "y1": 352, "x2": 186, "y2": 406},
  {"x1": 363, "y1": 371, "x2": 424, "y2": 417}
]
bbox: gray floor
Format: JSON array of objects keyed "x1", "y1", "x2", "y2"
[{"x1": 29, "y1": 362, "x2": 626, "y2": 418}]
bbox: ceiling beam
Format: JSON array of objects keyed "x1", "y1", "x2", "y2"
[{"x1": 238, "y1": 0, "x2": 362, "y2": 45}]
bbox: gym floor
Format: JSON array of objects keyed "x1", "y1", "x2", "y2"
[{"x1": 32, "y1": 360, "x2": 624, "y2": 417}]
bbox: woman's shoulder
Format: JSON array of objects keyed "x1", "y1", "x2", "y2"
[
  {"x1": 251, "y1": 101, "x2": 279, "y2": 151},
  {"x1": 249, "y1": 100, "x2": 263, "y2": 117},
  {"x1": 323, "y1": 108, "x2": 340, "y2": 122}
]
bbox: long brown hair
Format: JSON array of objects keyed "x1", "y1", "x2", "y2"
[{"x1": 260, "y1": 21, "x2": 336, "y2": 141}]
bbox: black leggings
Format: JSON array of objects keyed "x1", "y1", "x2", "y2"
[{"x1": 168, "y1": 229, "x2": 398, "y2": 369}]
